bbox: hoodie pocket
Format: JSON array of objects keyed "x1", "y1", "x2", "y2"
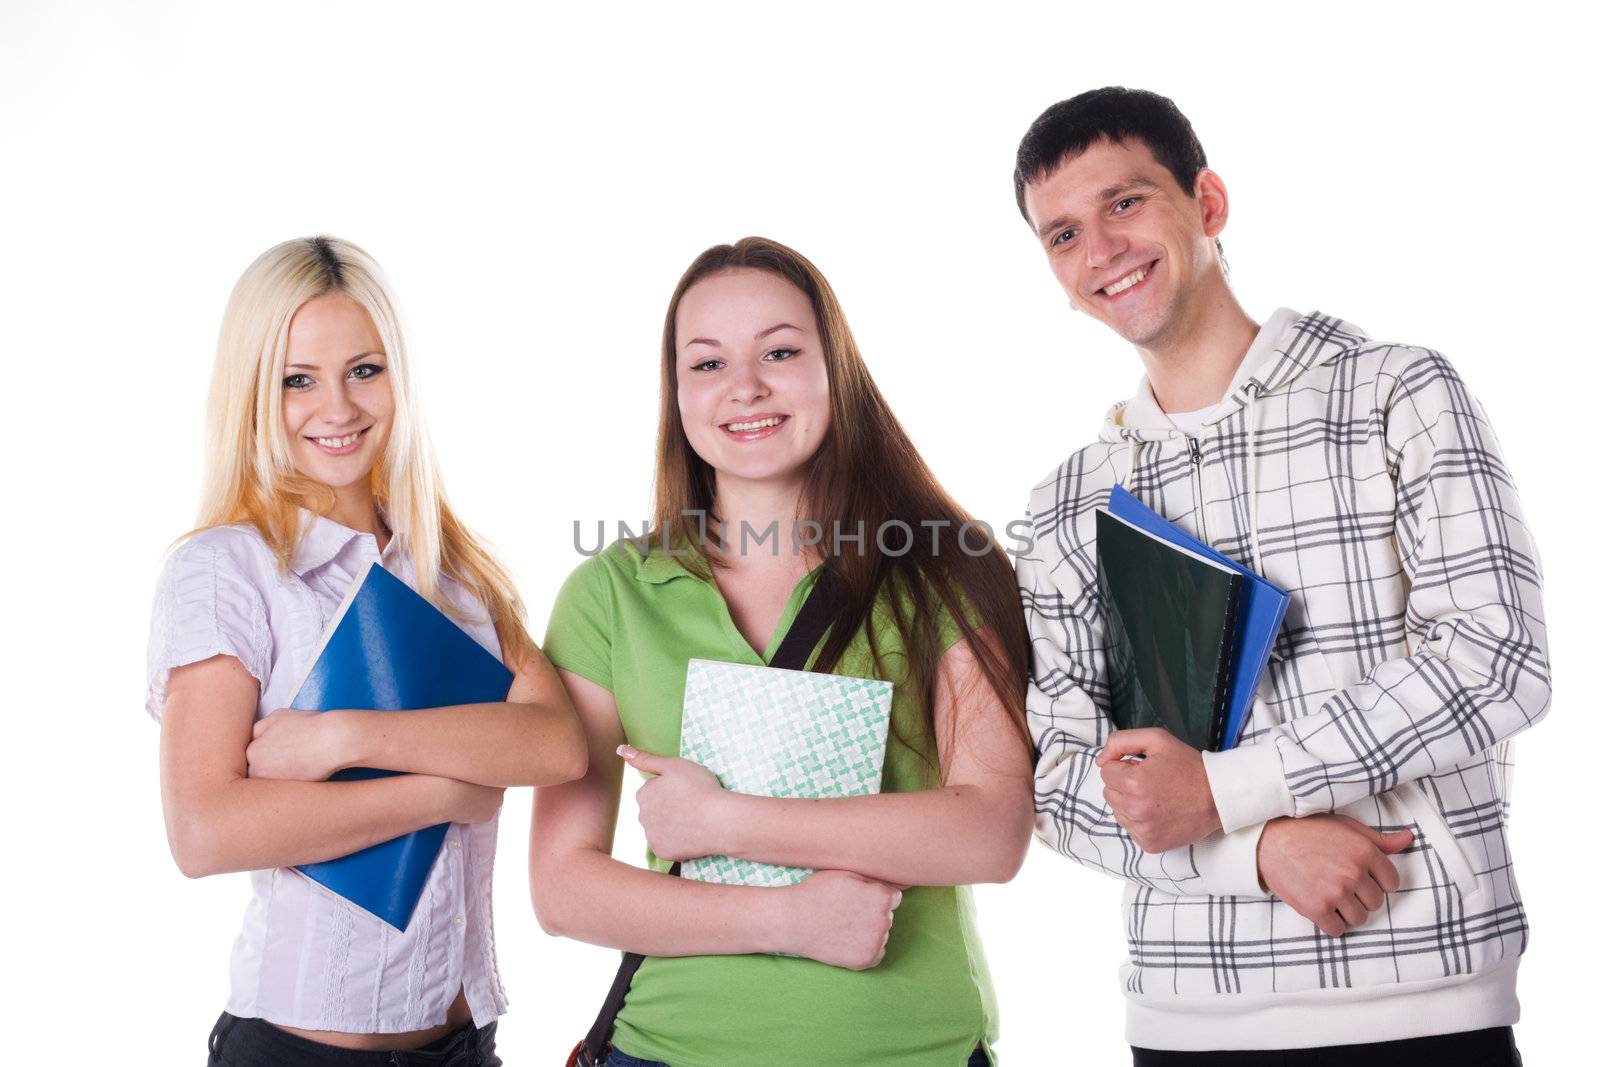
[
  {"x1": 1389, "y1": 781, "x2": 1485, "y2": 902},
  {"x1": 1295, "y1": 641, "x2": 1484, "y2": 901}
]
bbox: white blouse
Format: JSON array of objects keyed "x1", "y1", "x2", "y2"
[{"x1": 145, "y1": 510, "x2": 509, "y2": 1032}]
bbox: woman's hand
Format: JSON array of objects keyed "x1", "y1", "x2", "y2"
[
  {"x1": 779, "y1": 870, "x2": 904, "y2": 970},
  {"x1": 245, "y1": 709, "x2": 354, "y2": 781},
  {"x1": 444, "y1": 779, "x2": 507, "y2": 824},
  {"x1": 618, "y1": 744, "x2": 734, "y2": 862}
]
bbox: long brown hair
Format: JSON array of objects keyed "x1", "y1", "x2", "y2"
[{"x1": 649, "y1": 237, "x2": 1030, "y2": 765}]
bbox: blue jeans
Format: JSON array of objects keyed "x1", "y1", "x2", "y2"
[{"x1": 606, "y1": 1048, "x2": 990, "y2": 1066}]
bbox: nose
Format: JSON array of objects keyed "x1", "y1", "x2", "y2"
[
  {"x1": 726, "y1": 357, "x2": 771, "y2": 406},
  {"x1": 317, "y1": 380, "x2": 361, "y2": 426},
  {"x1": 1083, "y1": 222, "x2": 1127, "y2": 272}
]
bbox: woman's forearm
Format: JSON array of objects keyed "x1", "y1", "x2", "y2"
[
  {"x1": 167, "y1": 772, "x2": 463, "y2": 878},
  {"x1": 717, "y1": 785, "x2": 1032, "y2": 886},
  {"x1": 334, "y1": 700, "x2": 588, "y2": 787},
  {"x1": 532, "y1": 848, "x2": 790, "y2": 957}
]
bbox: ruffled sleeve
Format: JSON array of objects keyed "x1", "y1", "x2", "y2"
[{"x1": 145, "y1": 535, "x2": 272, "y2": 721}]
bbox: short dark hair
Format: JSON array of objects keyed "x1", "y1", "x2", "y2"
[{"x1": 1013, "y1": 87, "x2": 1209, "y2": 222}]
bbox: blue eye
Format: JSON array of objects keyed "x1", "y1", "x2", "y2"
[
  {"x1": 350, "y1": 363, "x2": 385, "y2": 380},
  {"x1": 283, "y1": 373, "x2": 312, "y2": 389}
]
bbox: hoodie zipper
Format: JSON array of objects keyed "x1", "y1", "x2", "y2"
[{"x1": 1187, "y1": 436, "x2": 1210, "y2": 543}]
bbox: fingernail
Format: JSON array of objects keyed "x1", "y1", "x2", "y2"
[
  {"x1": 616, "y1": 744, "x2": 637, "y2": 759},
  {"x1": 891, "y1": 890, "x2": 903, "y2": 907}
]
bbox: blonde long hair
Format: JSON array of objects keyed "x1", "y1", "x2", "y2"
[{"x1": 191, "y1": 235, "x2": 534, "y2": 666}]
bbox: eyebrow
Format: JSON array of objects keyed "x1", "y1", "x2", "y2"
[
  {"x1": 1098, "y1": 177, "x2": 1159, "y2": 201},
  {"x1": 685, "y1": 322, "x2": 805, "y2": 348},
  {"x1": 286, "y1": 350, "x2": 384, "y2": 371},
  {"x1": 1035, "y1": 176, "x2": 1161, "y2": 238}
]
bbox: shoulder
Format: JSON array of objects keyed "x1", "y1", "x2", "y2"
[
  {"x1": 1291, "y1": 312, "x2": 1462, "y2": 398},
  {"x1": 1025, "y1": 403, "x2": 1128, "y2": 514},
  {"x1": 560, "y1": 539, "x2": 652, "y2": 592},
  {"x1": 1360, "y1": 343, "x2": 1466, "y2": 395},
  {"x1": 871, "y1": 565, "x2": 978, "y2": 659},
  {"x1": 1320, "y1": 337, "x2": 1479, "y2": 434},
  {"x1": 1021, "y1": 441, "x2": 1120, "y2": 569},
  {"x1": 147, "y1": 525, "x2": 278, "y2": 714},
  {"x1": 173, "y1": 521, "x2": 261, "y2": 553},
  {"x1": 545, "y1": 540, "x2": 651, "y2": 631},
  {"x1": 157, "y1": 523, "x2": 279, "y2": 595},
  {"x1": 542, "y1": 542, "x2": 658, "y2": 690}
]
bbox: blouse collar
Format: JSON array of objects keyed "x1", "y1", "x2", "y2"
[{"x1": 290, "y1": 506, "x2": 401, "y2": 576}]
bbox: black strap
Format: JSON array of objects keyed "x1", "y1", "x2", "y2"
[
  {"x1": 574, "y1": 568, "x2": 838, "y2": 1066},
  {"x1": 770, "y1": 566, "x2": 839, "y2": 672}
]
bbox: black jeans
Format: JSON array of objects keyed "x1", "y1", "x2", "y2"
[
  {"x1": 206, "y1": 1012, "x2": 502, "y2": 1066},
  {"x1": 605, "y1": 1047, "x2": 991, "y2": 1066},
  {"x1": 1132, "y1": 1026, "x2": 1520, "y2": 1067}
]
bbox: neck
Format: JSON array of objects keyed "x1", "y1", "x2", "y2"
[
  {"x1": 326, "y1": 482, "x2": 389, "y2": 551},
  {"x1": 709, "y1": 473, "x2": 811, "y2": 568},
  {"x1": 1136, "y1": 284, "x2": 1258, "y2": 414}
]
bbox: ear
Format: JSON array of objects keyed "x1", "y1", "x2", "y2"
[{"x1": 1193, "y1": 168, "x2": 1230, "y2": 239}]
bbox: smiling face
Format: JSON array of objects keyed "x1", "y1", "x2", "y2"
[
  {"x1": 673, "y1": 268, "x2": 831, "y2": 496},
  {"x1": 280, "y1": 290, "x2": 393, "y2": 499},
  {"x1": 1022, "y1": 136, "x2": 1229, "y2": 353}
]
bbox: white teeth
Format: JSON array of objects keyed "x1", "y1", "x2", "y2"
[
  {"x1": 727, "y1": 417, "x2": 783, "y2": 433},
  {"x1": 315, "y1": 432, "x2": 361, "y2": 448},
  {"x1": 1104, "y1": 268, "x2": 1147, "y2": 296}
]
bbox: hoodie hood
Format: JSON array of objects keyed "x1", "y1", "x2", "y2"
[
  {"x1": 1099, "y1": 310, "x2": 1371, "y2": 445},
  {"x1": 1096, "y1": 309, "x2": 1371, "y2": 574}
]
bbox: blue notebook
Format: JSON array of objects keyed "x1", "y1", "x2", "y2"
[
  {"x1": 291, "y1": 561, "x2": 512, "y2": 930},
  {"x1": 1108, "y1": 485, "x2": 1289, "y2": 749}
]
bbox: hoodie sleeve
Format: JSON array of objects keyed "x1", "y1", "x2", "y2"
[
  {"x1": 1202, "y1": 349, "x2": 1552, "y2": 826},
  {"x1": 1020, "y1": 466, "x2": 1272, "y2": 898}
]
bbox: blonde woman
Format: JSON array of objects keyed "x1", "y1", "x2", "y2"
[{"x1": 147, "y1": 236, "x2": 587, "y2": 1065}]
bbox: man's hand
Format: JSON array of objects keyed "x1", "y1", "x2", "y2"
[
  {"x1": 619, "y1": 744, "x2": 733, "y2": 862},
  {"x1": 1257, "y1": 814, "x2": 1414, "y2": 936},
  {"x1": 1096, "y1": 728, "x2": 1220, "y2": 853}
]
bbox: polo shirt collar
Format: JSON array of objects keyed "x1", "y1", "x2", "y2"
[{"x1": 634, "y1": 543, "x2": 702, "y2": 584}]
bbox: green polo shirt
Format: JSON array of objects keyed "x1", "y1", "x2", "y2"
[{"x1": 543, "y1": 541, "x2": 998, "y2": 1067}]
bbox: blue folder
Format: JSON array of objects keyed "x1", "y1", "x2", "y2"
[
  {"x1": 291, "y1": 562, "x2": 512, "y2": 930},
  {"x1": 1108, "y1": 485, "x2": 1289, "y2": 749}
]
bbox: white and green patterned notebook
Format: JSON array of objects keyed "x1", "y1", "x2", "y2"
[{"x1": 678, "y1": 658, "x2": 894, "y2": 888}]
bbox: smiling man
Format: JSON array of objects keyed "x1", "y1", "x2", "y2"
[{"x1": 1012, "y1": 87, "x2": 1548, "y2": 1066}]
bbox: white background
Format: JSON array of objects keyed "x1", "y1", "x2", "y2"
[{"x1": 3, "y1": 2, "x2": 1594, "y2": 1062}]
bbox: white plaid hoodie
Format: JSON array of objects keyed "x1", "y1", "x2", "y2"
[{"x1": 1017, "y1": 309, "x2": 1551, "y2": 1051}]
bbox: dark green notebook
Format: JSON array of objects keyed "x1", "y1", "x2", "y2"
[{"x1": 1095, "y1": 508, "x2": 1243, "y2": 751}]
